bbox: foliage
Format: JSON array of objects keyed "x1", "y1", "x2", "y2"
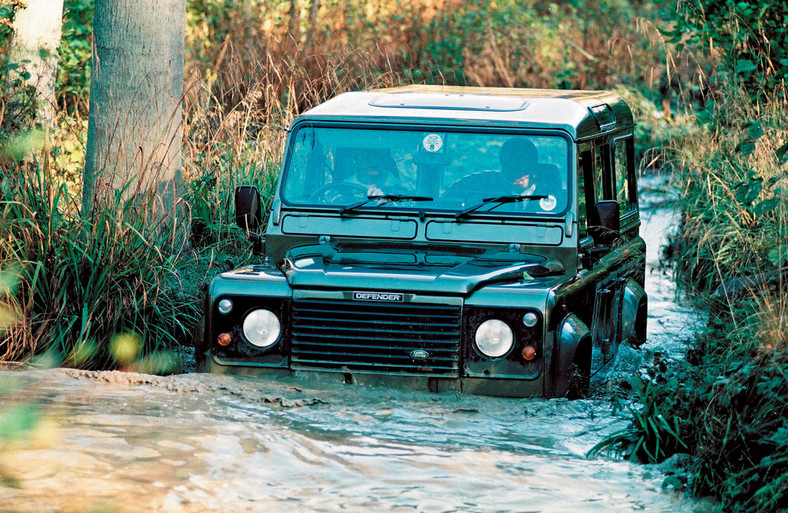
[
  {"x1": 672, "y1": 0, "x2": 788, "y2": 98},
  {"x1": 57, "y1": 0, "x2": 94, "y2": 116},
  {"x1": 594, "y1": 1, "x2": 788, "y2": 510},
  {"x1": 0, "y1": 0, "x2": 37, "y2": 142},
  {"x1": 0, "y1": 151, "x2": 202, "y2": 369},
  {"x1": 671, "y1": 88, "x2": 787, "y2": 293},
  {"x1": 426, "y1": 0, "x2": 668, "y2": 90},
  {"x1": 184, "y1": 0, "x2": 672, "y2": 117},
  {"x1": 590, "y1": 364, "x2": 690, "y2": 464},
  {"x1": 593, "y1": 323, "x2": 788, "y2": 512}
]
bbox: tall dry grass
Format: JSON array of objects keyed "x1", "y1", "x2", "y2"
[{"x1": 1, "y1": 0, "x2": 677, "y2": 367}]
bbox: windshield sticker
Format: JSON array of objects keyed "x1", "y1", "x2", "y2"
[
  {"x1": 422, "y1": 134, "x2": 443, "y2": 153},
  {"x1": 540, "y1": 195, "x2": 558, "y2": 211}
]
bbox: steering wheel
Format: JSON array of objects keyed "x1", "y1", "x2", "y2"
[{"x1": 310, "y1": 182, "x2": 369, "y2": 203}]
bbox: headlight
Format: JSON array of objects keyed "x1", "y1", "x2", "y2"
[
  {"x1": 242, "y1": 309, "x2": 281, "y2": 348},
  {"x1": 218, "y1": 299, "x2": 233, "y2": 314},
  {"x1": 475, "y1": 319, "x2": 514, "y2": 358},
  {"x1": 522, "y1": 311, "x2": 539, "y2": 327}
]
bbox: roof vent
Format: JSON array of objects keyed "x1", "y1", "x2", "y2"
[
  {"x1": 589, "y1": 104, "x2": 616, "y2": 131},
  {"x1": 369, "y1": 93, "x2": 529, "y2": 112}
]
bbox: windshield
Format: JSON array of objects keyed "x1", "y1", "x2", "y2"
[{"x1": 281, "y1": 126, "x2": 570, "y2": 216}]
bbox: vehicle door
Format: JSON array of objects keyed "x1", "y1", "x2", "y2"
[{"x1": 579, "y1": 137, "x2": 639, "y2": 370}]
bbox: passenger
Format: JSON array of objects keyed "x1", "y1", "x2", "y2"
[
  {"x1": 499, "y1": 138, "x2": 562, "y2": 211},
  {"x1": 499, "y1": 138, "x2": 541, "y2": 195}
]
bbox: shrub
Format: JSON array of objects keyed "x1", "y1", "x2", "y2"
[{"x1": 0, "y1": 154, "x2": 202, "y2": 369}]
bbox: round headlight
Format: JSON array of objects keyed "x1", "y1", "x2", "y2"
[
  {"x1": 475, "y1": 319, "x2": 514, "y2": 358},
  {"x1": 218, "y1": 299, "x2": 233, "y2": 315},
  {"x1": 522, "y1": 311, "x2": 539, "y2": 327},
  {"x1": 242, "y1": 309, "x2": 281, "y2": 348}
]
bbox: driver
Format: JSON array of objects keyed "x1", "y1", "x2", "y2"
[{"x1": 346, "y1": 149, "x2": 407, "y2": 196}]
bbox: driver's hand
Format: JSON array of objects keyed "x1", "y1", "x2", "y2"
[{"x1": 367, "y1": 185, "x2": 384, "y2": 196}]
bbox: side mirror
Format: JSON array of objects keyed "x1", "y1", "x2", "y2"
[
  {"x1": 235, "y1": 185, "x2": 261, "y2": 233},
  {"x1": 588, "y1": 200, "x2": 620, "y2": 244}
]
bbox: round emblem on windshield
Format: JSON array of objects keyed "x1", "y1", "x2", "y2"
[
  {"x1": 410, "y1": 349, "x2": 430, "y2": 361},
  {"x1": 422, "y1": 134, "x2": 443, "y2": 153},
  {"x1": 539, "y1": 195, "x2": 557, "y2": 211}
]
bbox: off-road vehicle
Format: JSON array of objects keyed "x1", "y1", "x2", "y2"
[{"x1": 198, "y1": 85, "x2": 647, "y2": 397}]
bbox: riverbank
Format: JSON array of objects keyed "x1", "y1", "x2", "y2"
[
  {"x1": 0, "y1": 180, "x2": 716, "y2": 512},
  {"x1": 597, "y1": 81, "x2": 788, "y2": 512}
]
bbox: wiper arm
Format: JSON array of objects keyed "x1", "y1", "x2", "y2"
[
  {"x1": 454, "y1": 194, "x2": 548, "y2": 219},
  {"x1": 339, "y1": 194, "x2": 434, "y2": 215}
]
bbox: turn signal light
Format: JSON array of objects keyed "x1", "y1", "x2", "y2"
[
  {"x1": 522, "y1": 346, "x2": 537, "y2": 361},
  {"x1": 218, "y1": 332, "x2": 232, "y2": 347}
]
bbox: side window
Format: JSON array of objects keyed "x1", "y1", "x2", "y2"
[
  {"x1": 613, "y1": 136, "x2": 637, "y2": 215},
  {"x1": 594, "y1": 142, "x2": 612, "y2": 202},
  {"x1": 577, "y1": 149, "x2": 594, "y2": 239}
]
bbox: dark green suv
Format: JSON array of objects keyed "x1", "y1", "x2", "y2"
[{"x1": 198, "y1": 85, "x2": 648, "y2": 397}]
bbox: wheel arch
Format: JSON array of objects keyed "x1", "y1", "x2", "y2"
[{"x1": 551, "y1": 313, "x2": 591, "y2": 397}]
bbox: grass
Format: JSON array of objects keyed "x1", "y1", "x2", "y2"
[
  {"x1": 1, "y1": 1, "x2": 786, "y2": 510},
  {"x1": 0, "y1": 156, "x2": 197, "y2": 368},
  {"x1": 591, "y1": 69, "x2": 788, "y2": 511}
]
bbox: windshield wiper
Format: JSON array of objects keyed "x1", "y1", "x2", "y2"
[
  {"x1": 454, "y1": 194, "x2": 548, "y2": 219},
  {"x1": 339, "y1": 194, "x2": 434, "y2": 215}
]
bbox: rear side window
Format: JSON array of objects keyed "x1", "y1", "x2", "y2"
[
  {"x1": 577, "y1": 149, "x2": 594, "y2": 239},
  {"x1": 594, "y1": 142, "x2": 612, "y2": 202},
  {"x1": 613, "y1": 136, "x2": 637, "y2": 215}
]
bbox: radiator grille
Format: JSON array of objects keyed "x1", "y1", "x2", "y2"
[{"x1": 291, "y1": 299, "x2": 461, "y2": 375}]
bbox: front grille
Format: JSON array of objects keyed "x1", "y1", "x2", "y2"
[{"x1": 291, "y1": 299, "x2": 462, "y2": 375}]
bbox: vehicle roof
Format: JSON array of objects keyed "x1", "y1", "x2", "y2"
[{"x1": 295, "y1": 85, "x2": 633, "y2": 140}]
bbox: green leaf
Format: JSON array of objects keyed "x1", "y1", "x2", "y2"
[
  {"x1": 735, "y1": 181, "x2": 762, "y2": 204},
  {"x1": 737, "y1": 140, "x2": 756, "y2": 157},
  {"x1": 746, "y1": 121, "x2": 763, "y2": 140},
  {"x1": 766, "y1": 172, "x2": 787, "y2": 187},
  {"x1": 736, "y1": 59, "x2": 757, "y2": 74},
  {"x1": 776, "y1": 142, "x2": 788, "y2": 165},
  {"x1": 768, "y1": 246, "x2": 783, "y2": 266},
  {"x1": 755, "y1": 197, "x2": 780, "y2": 216}
]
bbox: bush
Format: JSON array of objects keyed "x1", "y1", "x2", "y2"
[
  {"x1": 0, "y1": 153, "x2": 202, "y2": 370},
  {"x1": 594, "y1": 1, "x2": 788, "y2": 507}
]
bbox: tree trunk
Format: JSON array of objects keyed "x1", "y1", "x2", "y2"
[
  {"x1": 288, "y1": 0, "x2": 301, "y2": 45},
  {"x1": 8, "y1": 0, "x2": 65, "y2": 127},
  {"x1": 82, "y1": 0, "x2": 185, "y2": 221},
  {"x1": 305, "y1": 0, "x2": 320, "y2": 49}
]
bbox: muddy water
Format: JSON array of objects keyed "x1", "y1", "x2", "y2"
[{"x1": 0, "y1": 178, "x2": 710, "y2": 513}]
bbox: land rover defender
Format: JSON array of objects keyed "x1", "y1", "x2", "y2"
[{"x1": 198, "y1": 85, "x2": 648, "y2": 398}]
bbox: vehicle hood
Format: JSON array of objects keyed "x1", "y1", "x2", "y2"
[{"x1": 279, "y1": 242, "x2": 564, "y2": 295}]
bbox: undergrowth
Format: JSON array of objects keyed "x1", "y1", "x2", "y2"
[
  {"x1": 590, "y1": 2, "x2": 788, "y2": 509},
  {"x1": 0, "y1": 157, "x2": 199, "y2": 369}
]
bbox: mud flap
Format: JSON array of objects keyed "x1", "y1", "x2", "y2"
[
  {"x1": 552, "y1": 313, "x2": 591, "y2": 397},
  {"x1": 615, "y1": 278, "x2": 647, "y2": 347}
]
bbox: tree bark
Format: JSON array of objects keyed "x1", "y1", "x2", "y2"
[
  {"x1": 82, "y1": 0, "x2": 185, "y2": 221},
  {"x1": 8, "y1": 0, "x2": 65, "y2": 127},
  {"x1": 305, "y1": 0, "x2": 320, "y2": 49}
]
